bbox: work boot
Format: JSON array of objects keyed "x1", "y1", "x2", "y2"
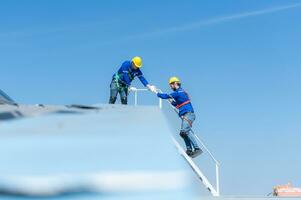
[
  {"x1": 109, "y1": 97, "x2": 117, "y2": 104},
  {"x1": 191, "y1": 148, "x2": 203, "y2": 158},
  {"x1": 121, "y1": 97, "x2": 128, "y2": 105},
  {"x1": 186, "y1": 149, "x2": 193, "y2": 157}
]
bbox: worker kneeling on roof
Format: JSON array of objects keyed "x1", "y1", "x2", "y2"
[
  {"x1": 155, "y1": 77, "x2": 202, "y2": 158},
  {"x1": 109, "y1": 56, "x2": 156, "y2": 105}
]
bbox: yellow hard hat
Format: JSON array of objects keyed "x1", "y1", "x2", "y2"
[
  {"x1": 132, "y1": 56, "x2": 142, "y2": 68},
  {"x1": 169, "y1": 76, "x2": 181, "y2": 84}
]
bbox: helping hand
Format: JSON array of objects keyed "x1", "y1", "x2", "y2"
[{"x1": 147, "y1": 84, "x2": 158, "y2": 94}]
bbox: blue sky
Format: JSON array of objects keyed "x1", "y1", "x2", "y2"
[{"x1": 1, "y1": 0, "x2": 301, "y2": 196}]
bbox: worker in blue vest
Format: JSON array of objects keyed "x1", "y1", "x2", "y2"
[
  {"x1": 109, "y1": 56, "x2": 156, "y2": 104},
  {"x1": 156, "y1": 77, "x2": 202, "y2": 158}
]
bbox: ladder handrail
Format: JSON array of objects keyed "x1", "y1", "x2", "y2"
[{"x1": 171, "y1": 136, "x2": 219, "y2": 196}]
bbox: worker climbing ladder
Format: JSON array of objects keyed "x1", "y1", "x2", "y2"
[{"x1": 132, "y1": 88, "x2": 221, "y2": 197}]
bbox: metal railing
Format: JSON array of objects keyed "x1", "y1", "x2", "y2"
[
  {"x1": 131, "y1": 88, "x2": 220, "y2": 196},
  {"x1": 130, "y1": 88, "x2": 162, "y2": 109}
]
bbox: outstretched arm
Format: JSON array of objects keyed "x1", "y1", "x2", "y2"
[
  {"x1": 138, "y1": 75, "x2": 149, "y2": 87},
  {"x1": 137, "y1": 70, "x2": 158, "y2": 93},
  {"x1": 136, "y1": 69, "x2": 149, "y2": 87},
  {"x1": 157, "y1": 93, "x2": 172, "y2": 99},
  {"x1": 157, "y1": 92, "x2": 178, "y2": 106}
]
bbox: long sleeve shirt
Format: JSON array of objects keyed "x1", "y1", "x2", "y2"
[
  {"x1": 113, "y1": 61, "x2": 149, "y2": 87},
  {"x1": 157, "y1": 87, "x2": 194, "y2": 117}
]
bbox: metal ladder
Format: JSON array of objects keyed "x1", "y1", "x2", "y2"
[
  {"x1": 131, "y1": 88, "x2": 220, "y2": 197},
  {"x1": 172, "y1": 134, "x2": 220, "y2": 196}
]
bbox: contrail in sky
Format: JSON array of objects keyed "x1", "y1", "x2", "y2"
[
  {"x1": 2, "y1": 3, "x2": 300, "y2": 46},
  {"x1": 126, "y1": 3, "x2": 301, "y2": 39}
]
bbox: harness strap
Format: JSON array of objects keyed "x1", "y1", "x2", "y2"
[
  {"x1": 176, "y1": 100, "x2": 191, "y2": 109},
  {"x1": 127, "y1": 69, "x2": 134, "y2": 81},
  {"x1": 114, "y1": 74, "x2": 129, "y2": 89},
  {"x1": 181, "y1": 115, "x2": 193, "y2": 127},
  {"x1": 114, "y1": 70, "x2": 135, "y2": 86},
  {"x1": 113, "y1": 74, "x2": 121, "y2": 88}
]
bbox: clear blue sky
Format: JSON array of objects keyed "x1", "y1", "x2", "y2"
[{"x1": 1, "y1": 0, "x2": 301, "y2": 196}]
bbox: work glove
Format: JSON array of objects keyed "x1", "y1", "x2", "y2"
[
  {"x1": 147, "y1": 84, "x2": 157, "y2": 94},
  {"x1": 153, "y1": 87, "x2": 159, "y2": 94}
]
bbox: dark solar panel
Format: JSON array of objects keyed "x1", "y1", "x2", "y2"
[{"x1": 0, "y1": 89, "x2": 17, "y2": 105}]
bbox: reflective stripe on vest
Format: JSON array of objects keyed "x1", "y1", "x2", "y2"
[{"x1": 176, "y1": 100, "x2": 191, "y2": 109}]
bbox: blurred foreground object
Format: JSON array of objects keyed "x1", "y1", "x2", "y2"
[{"x1": 273, "y1": 182, "x2": 301, "y2": 197}]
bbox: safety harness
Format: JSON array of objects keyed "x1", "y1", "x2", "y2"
[
  {"x1": 175, "y1": 90, "x2": 193, "y2": 126},
  {"x1": 113, "y1": 73, "x2": 128, "y2": 92},
  {"x1": 175, "y1": 89, "x2": 191, "y2": 109},
  {"x1": 176, "y1": 100, "x2": 191, "y2": 109},
  {"x1": 114, "y1": 68, "x2": 135, "y2": 86}
]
